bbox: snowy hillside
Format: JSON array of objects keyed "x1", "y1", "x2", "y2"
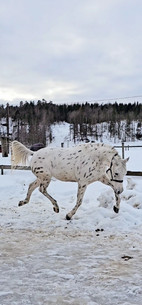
[
  {"x1": 1, "y1": 119, "x2": 142, "y2": 146},
  {"x1": 0, "y1": 132, "x2": 142, "y2": 304}
]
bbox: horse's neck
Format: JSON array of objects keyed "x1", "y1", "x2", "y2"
[{"x1": 101, "y1": 148, "x2": 117, "y2": 167}]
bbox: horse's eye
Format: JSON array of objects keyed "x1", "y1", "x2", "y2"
[{"x1": 115, "y1": 173, "x2": 118, "y2": 176}]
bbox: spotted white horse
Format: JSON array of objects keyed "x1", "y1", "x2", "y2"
[{"x1": 11, "y1": 141, "x2": 129, "y2": 220}]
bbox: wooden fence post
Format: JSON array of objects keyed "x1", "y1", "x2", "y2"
[
  {"x1": 1, "y1": 165, "x2": 4, "y2": 175},
  {"x1": 122, "y1": 142, "x2": 124, "y2": 159},
  {"x1": 1, "y1": 137, "x2": 8, "y2": 157}
]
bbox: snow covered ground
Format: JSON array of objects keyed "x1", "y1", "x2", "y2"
[{"x1": 0, "y1": 135, "x2": 142, "y2": 304}]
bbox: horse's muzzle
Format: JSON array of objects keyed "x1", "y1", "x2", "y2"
[
  {"x1": 116, "y1": 190, "x2": 121, "y2": 195},
  {"x1": 115, "y1": 185, "x2": 123, "y2": 195}
]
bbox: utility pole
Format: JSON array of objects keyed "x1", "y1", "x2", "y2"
[
  {"x1": 1, "y1": 103, "x2": 10, "y2": 156},
  {"x1": 6, "y1": 103, "x2": 10, "y2": 153}
]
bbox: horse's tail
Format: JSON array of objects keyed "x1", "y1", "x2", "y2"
[{"x1": 11, "y1": 141, "x2": 34, "y2": 167}]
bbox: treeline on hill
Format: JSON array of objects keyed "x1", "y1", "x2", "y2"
[
  {"x1": 1, "y1": 100, "x2": 142, "y2": 123},
  {"x1": 0, "y1": 100, "x2": 142, "y2": 144}
]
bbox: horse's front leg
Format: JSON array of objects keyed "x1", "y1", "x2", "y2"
[
  {"x1": 113, "y1": 193, "x2": 120, "y2": 213},
  {"x1": 66, "y1": 183, "x2": 87, "y2": 220},
  {"x1": 100, "y1": 176, "x2": 121, "y2": 214}
]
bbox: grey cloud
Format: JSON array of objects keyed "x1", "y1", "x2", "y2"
[{"x1": 0, "y1": 0, "x2": 142, "y2": 104}]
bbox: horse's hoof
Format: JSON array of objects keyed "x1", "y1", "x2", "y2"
[
  {"x1": 53, "y1": 207, "x2": 59, "y2": 213},
  {"x1": 113, "y1": 206, "x2": 119, "y2": 213},
  {"x1": 18, "y1": 200, "x2": 27, "y2": 206},
  {"x1": 66, "y1": 214, "x2": 71, "y2": 220}
]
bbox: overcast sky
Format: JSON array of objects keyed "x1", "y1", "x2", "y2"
[{"x1": 0, "y1": 0, "x2": 142, "y2": 105}]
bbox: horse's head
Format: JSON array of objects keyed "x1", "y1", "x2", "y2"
[{"x1": 106, "y1": 154, "x2": 129, "y2": 194}]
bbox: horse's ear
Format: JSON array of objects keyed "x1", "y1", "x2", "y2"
[{"x1": 123, "y1": 157, "x2": 129, "y2": 163}]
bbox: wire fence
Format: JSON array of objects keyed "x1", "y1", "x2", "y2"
[{"x1": 114, "y1": 142, "x2": 142, "y2": 159}]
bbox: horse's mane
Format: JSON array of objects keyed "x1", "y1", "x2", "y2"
[{"x1": 87, "y1": 142, "x2": 120, "y2": 158}]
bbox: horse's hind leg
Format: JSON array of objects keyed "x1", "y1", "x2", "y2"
[
  {"x1": 19, "y1": 179, "x2": 40, "y2": 206},
  {"x1": 66, "y1": 183, "x2": 87, "y2": 220},
  {"x1": 39, "y1": 180, "x2": 59, "y2": 213}
]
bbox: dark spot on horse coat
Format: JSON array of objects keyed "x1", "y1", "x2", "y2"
[
  {"x1": 91, "y1": 167, "x2": 95, "y2": 171},
  {"x1": 86, "y1": 172, "x2": 93, "y2": 179}
]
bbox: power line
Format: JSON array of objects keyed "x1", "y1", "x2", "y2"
[{"x1": 93, "y1": 95, "x2": 142, "y2": 103}]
